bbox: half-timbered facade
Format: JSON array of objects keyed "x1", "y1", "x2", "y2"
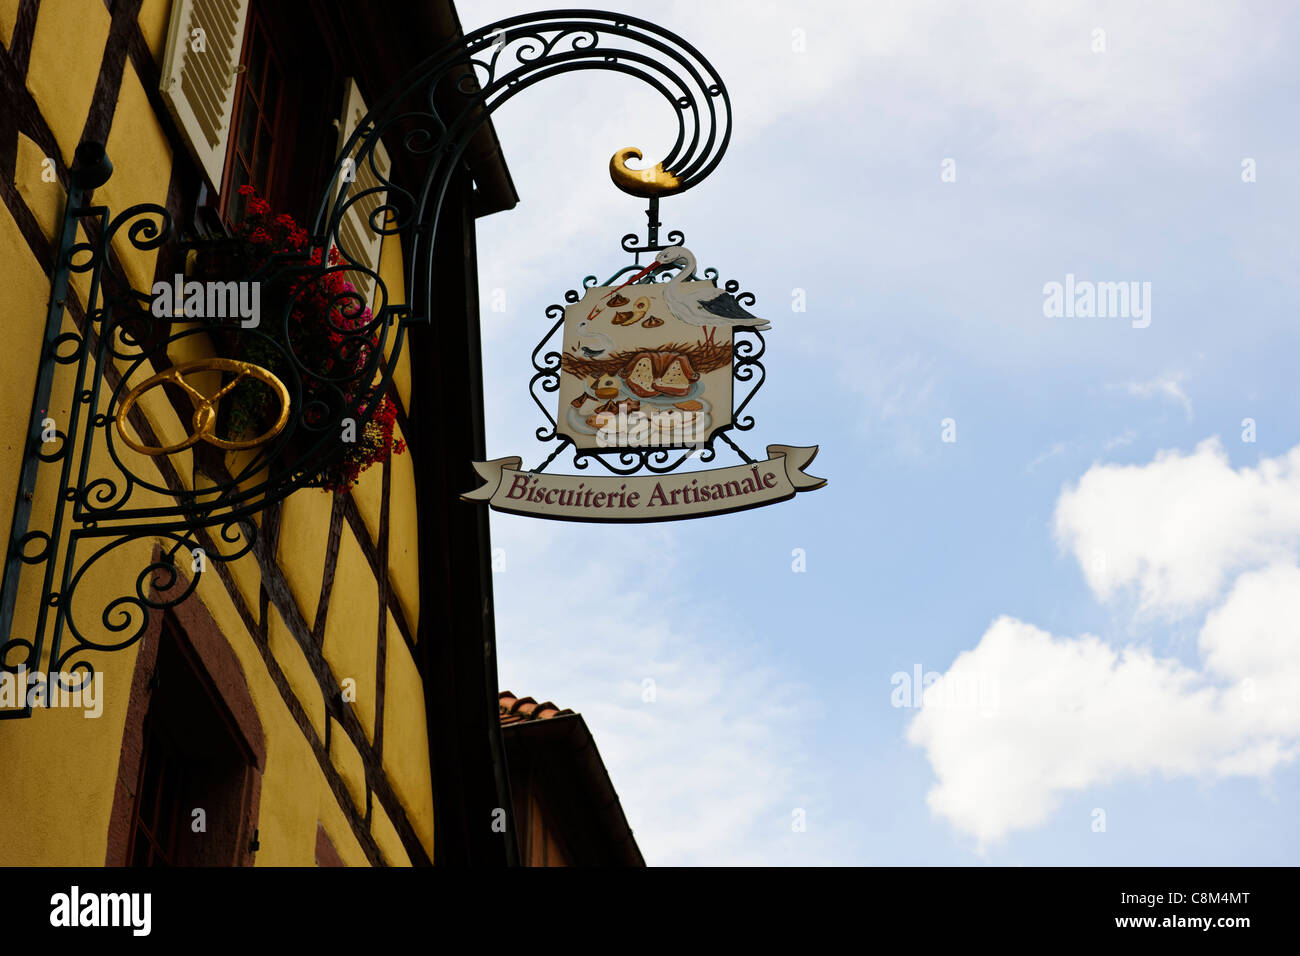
[{"x1": 0, "y1": 0, "x2": 525, "y2": 866}]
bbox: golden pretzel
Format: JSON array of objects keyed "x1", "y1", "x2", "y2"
[{"x1": 115, "y1": 358, "x2": 290, "y2": 456}]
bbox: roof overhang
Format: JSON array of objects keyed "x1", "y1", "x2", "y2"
[
  {"x1": 315, "y1": 0, "x2": 519, "y2": 218},
  {"x1": 502, "y1": 714, "x2": 646, "y2": 866}
]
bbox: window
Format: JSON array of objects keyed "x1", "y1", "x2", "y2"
[
  {"x1": 124, "y1": 617, "x2": 259, "y2": 866},
  {"x1": 127, "y1": 710, "x2": 188, "y2": 866},
  {"x1": 211, "y1": 3, "x2": 338, "y2": 226},
  {"x1": 219, "y1": 6, "x2": 284, "y2": 224},
  {"x1": 162, "y1": 1, "x2": 359, "y2": 235}
]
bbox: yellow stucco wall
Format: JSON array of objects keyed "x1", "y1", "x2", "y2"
[
  {"x1": 379, "y1": 231, "x2": 412, "y2": 410},
  {"x1": 370, "y1": 796, "x2": 411, "y2": 866},
  {"x1": 137, "y1": 0, "x2": 172, "y2": 62},
  {"x1": 350, "y1": 455, "x2": 383, "y2": 548},
  {"x1": 268, "y1": 603, "x2": 325, "y2": 741},
  {"x1": 322, "y1": 526, "x2": 379, "y2": 742},
  {"x1": 0, "y1": 0, "x2": 20, "y2": 49},
  {"x1": 0, "y1": 631, "x2": 142, "y2": 864},
  {"x1": 0, "y1": 3, "x2": 435, "y2": 867},
  {"x1": 277, "y1": 489, "x2": 333, "y2": 631},
  {"x1": 0, "y1": 212, "x2": 49, "y2": 521},
  {"x1": 95, "y1": 60, "x2": 171, "y2": 293},
  {"x1": 14, "y1": 132, "x2": 62, "y2": 243},
  {"x1": 387, "y1": 423, "x2": 420, "y2": 635},
  {"x1": 25, "y1": 0, "x2": 110, "y2": 166},
  {"x1": 384, "y1": 614, "x2": 436, "y2": 859}
]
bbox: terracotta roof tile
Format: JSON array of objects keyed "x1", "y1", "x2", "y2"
[{"x1": 499, "y1": 690, "x2": 576, "y2": 725}]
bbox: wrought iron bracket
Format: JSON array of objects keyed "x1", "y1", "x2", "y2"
[{"x1": 1, "y1": 10, "x2": 735, "y2": 715}]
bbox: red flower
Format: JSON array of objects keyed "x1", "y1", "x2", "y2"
[{"x1": 225, "y1": 189, "x2": 401, "y2": 491}]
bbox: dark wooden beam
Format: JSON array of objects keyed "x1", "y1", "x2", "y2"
[{"x1": 411, "y1": 168, "x2": 517, "y2": 866}]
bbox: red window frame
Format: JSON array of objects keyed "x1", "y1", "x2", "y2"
[{"x1": 219, "y1": 5, "x2": 286, "y2": 225}]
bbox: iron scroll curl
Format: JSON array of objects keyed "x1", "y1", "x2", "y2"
[
  {"x1": 318, "y1": 9, "x2": 732, "y2": 327},
  {"x1": 0, "y1": 10, "x2": 735, "y2": 712}
]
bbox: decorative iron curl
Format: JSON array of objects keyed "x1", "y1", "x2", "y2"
[
  {"x1": 1, "y1": 10, "x2": 738, "y2": 709},
  {"x1": 35, "y1": 429, "x2": 69, "y2": 463},
  {"x1": 105, "y1": 203, "x2": 173, "y2": 252},
  {"x1": 622, "y1": 227, "x2": 684, "y2": 255},
  {"x1": 732, "y1": 329, "x2": 766, "y2": 431},
  {"x1": 573, "y1": 446, "x2": 698, "y2": 475},
  {"x1": 50, "y1": 332, "x2": 83, "y2": 364},
  {"x1": 319, "y1": 9, "x2": 732, "y2": 327},
  {"x1": 59, "y1": 519, "x2": 254, "y2": 666}
]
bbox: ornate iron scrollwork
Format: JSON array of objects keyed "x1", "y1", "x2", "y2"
[
  {"x1": 527, "y1": 233, "x2": 766, "y2": 476},
  {"x1": 1, "y1": 11, "x2": 734, "y2": 716}
]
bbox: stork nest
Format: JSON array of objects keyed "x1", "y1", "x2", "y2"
[{"x1": 561, "y1": 340, "x2": 733, "y2": 380}]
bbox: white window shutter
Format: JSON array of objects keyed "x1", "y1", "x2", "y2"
[
  {"x1": 334, "y1": 78, "x2": 391, "y2": 307},
  {"x1": 159, "y1": 0, "x2": 250, "y2": 189}
]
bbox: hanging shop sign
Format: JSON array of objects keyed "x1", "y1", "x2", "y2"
[
  {"x1": 1, "y1": 11, "x2": 819, "y2": 714},
  {"x1": 464, "y1": 171, "x2": 825, "y2": 522}
]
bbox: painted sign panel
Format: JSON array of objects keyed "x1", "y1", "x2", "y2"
[{"x1": 559, "y1": 282, "x2": 734, "y2": 451}]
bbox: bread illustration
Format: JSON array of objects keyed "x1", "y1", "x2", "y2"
[
  {"x1": 592, "y1": 374, "x2": 620, "y2": 399},
  {"x1": 652, "y1": 355, "x2": 699, "y2": 397},
  {"x1": 619, "y1": 350, "x2": 700, "y2": 398},
  {"x1": 608, "y1": 293, "x2": 630, "y2": 307},
  {"x1": 571, "y1": 393, "x2": 593, "y2": 408},
  {"x1": 612, "y1": 310, "x2": 635, "y2": 325},
  {"x1": 620, "y1": 354, "x2": 659, "y2": 397},
  {"x1": 673, "y1": 399, "x2": 703, "y2": 411},
  {"x1": 642, "y1": 315, "x2": 664, "y2": 328}
]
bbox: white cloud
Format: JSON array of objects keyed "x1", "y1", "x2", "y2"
[
  {"x1": 655, "y1": 0, "x2": 1275, "y2": 166},
  {"x1": 912, "y1": 439, "x2": 1300, "y2": 846},
  {"x1": 1200, "y1": 563, "x2": 1300, "y2": 734},
  {"x1": 1104, "y1": 428, "x2": 1137, "y2": 450},
  {"x1": 908, "y1": 566, "x2": 1300, "y2": 846},
  {"x1": 1027, "y1": 440, "x2": 1070, "y2": 473},
  {"x1": 1114, "y1": 373, "x2": 1193, "y2": 420},
  {"x1": 467, "y1": 0, "x2": 1285, "y2": 330},
  {"x1": 1054, "y1": 438, "x2": 1300, "y2": 613}
]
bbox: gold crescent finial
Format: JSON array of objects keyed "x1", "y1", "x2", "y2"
[{"x1": 609, "y1": 147, "x2": 682, "y2": 197}]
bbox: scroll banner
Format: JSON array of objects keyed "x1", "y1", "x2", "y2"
[{"x1": 462, "y1": 445, "x2": 826, "y2": 523}]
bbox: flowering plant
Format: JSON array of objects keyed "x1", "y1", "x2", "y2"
[{"x1": 212, "y1": 186, "x2": 405, "y2": 492}]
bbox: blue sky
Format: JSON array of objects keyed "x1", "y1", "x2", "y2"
[{"x1": 463, "y1": 1, "x2": 1300, "y2": 864}]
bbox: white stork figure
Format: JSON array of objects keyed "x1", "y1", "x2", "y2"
[
  {"x1": 652, "y1": 245, "x2": 771, "y2": 345},
  {"x1": 571, "y1": 317, "x2": 615, "y2": 358}
]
